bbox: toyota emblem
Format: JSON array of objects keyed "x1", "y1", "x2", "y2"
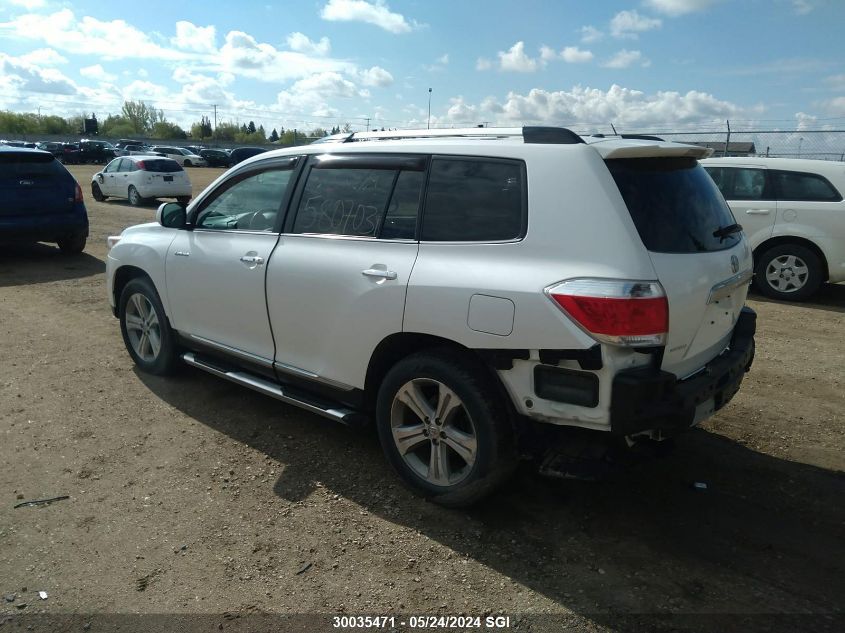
[{"x1": 730, "y1": 254, "x2": 739, "y2": 274}]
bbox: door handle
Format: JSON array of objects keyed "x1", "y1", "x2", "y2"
[
  {"x1": 240, "y1": 255, "x2": 265, "y2": 265},
  {"x1": 745, "y1": 209, "x2": 771, "y2": 215},
  {"x1": 362, "y1": 268, "x2": 398, "y2": 280}
]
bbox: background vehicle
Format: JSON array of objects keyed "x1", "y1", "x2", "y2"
[
  {"x1": 78, "y1": 139, "x2": 117, "y2": 164},
  {"x1": 150, "y1": 146, "x2": 207, "y2": 167},
  {"x1": 106, "y1": 127, "x2": 755, "y2": 506},
  {"x1": 36, "y1": 141, "x2": 64, "y2": 158},
  {"x1": 92, "y1": 156, "x2": 191, "y2": 206},
  {"x1": 61, "y1": 143, "x2": 82, "y2": 164},
  {"x1": 702, "y1": 157, "x2": 845, "y2": 301},
  {"x1": 199, "y1": 148, "x2": 231, "y2": 167},
  {"x1": 228, "y1": 146, "x2": 266, "y2": 165},
  {"x1": 0, "y1": 147, "x2": 88, "y2": 253}
]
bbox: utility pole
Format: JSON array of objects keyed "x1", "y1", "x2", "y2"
[
  {"x1": 213, "y1": 104, "x2": 217, "y2": 144},
  {"x1": 366, "y1": 117, "x2": 370, "y2": 131},
  {"x1": 427, "y1": 88, "x2": 432, "y2": 129},
  {"x1": 724, "y1": 119, "x2": 731, "y2": 157}
]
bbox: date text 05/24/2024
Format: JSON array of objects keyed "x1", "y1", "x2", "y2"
[{"x1": 332, "y1": 615, "x2": 512, "y2": 629}]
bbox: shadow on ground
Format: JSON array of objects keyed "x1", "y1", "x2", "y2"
[
  {"x1": 138, "y1": 368, "x2": 845, "y2": 632},
  {"x1": 749, "y1": 282, "x2": 845, "y2": 313},
  {"x1": 0, "y1": 243, "x2": 105, "y2": 288}
]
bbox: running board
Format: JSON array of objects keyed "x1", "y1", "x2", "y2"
[{"x1": 182, "y1": 352, "x2": 362, "y2": 425}]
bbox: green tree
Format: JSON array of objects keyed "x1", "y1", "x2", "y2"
[
  {"x1": 151, "y1": 121, "x2": 187, "y2": 139},
  {"x1": 269, "y1": 128, "x2": 279, "y2": 142},
  {"x1": 247, "y1": 120, "x2": 256, "y2": 134},
  {"x1": 215, "y1": 122, "x2": 239, "y2": 142},
  {"x1": 121, "y1": 100, "x2": 164, "y2": 134}
]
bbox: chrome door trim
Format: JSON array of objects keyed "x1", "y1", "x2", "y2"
[
  {"x1": 186, "y1": 334, "x2": 274, "y2": 368},
  {"x1": 274, "y1": 360, "x2": 356, "y2": 392}
]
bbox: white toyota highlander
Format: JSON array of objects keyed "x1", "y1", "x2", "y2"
[{"x1": 105, "y1": 127, "x2": 756, "y2": 506}]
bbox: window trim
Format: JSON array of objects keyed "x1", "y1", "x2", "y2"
[
  {"x1": 282, "y1": 153, "x2": 428, "y2": 240},
  {"x1": 419, "y1": 154, "x2": 528, "y2": 244},
  {"x1": 770, "y1": 169, "x2": 843, "y2": 202},
  {"x1": 188, "y1": 155, "x2": 303, "y2": 234}
]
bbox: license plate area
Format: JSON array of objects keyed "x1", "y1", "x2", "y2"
[{"x1": 164, "y1": 175, "x2": 173, "y2": 182}]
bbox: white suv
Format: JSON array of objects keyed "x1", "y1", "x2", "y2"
[
  {"x1": 701, "y1": 157, "x2": 845, "y2": 301},
  {"x1": 106, "y1": 127, "x2": 756, "y2": 506}
]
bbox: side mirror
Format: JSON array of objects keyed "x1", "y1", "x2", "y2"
[{"x1": 156, "y1": 202, "x2": 187, "y2": 229}]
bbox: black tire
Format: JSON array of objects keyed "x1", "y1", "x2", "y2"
[
  {"x1": 128, "y1": 185, "x2": 144, "y2": 207},
  {"x1": 376, "y1": 349, "x2": 517, "y2": 507},
  {"x1": 183, "y1": 160, "x2": 192, "y2": 167},
  {"x1": 118, "y1": 277, "x2": 178, "y2": 375},
  {"x1": 754, "y1": 243, "x2": 823, "y2": 302},
  {"x1": 91, "y1": 182, "x2": 106, "y2": 202},
  {"x1": 176, "y1": 196, "x2": 191, "y2": 205},
  {"x1": 57, "y1": 233, "x2": 86, "y2": 254}
]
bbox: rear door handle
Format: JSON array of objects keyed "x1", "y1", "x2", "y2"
[
  {"x1": 240, "y1": 255, "x2": 265, "y2": 266},
  {"x1": 745, "y1": 209, "x2": 771, "y2": 215},
  {"x1": 362, "y1": 268, "x2": 397, "y2": 280}
]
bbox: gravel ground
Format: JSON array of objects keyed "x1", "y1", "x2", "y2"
[{"x1": 0, "y1": 164, "x2": 843, "y2": 632}]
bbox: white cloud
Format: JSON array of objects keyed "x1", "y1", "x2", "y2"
[
  {"x1": 643, "y1": 0, "x2": 717, "y2": 16},
  {"x1": 476, "y1": 57, "x2": 492, "y2": 71},
  {"x1": 602, "y1": 49, "x2": 647, "y2": 69},
  {"x1": 561, "y1": 46, "x2": 594, "y2": 63},
  {"x1": 0, "y1": 53, "x2": 78, "y2": 96},
  {"x1": 610, "y1": 10, "x2": 662, "y2": 38},
  {"x1": 818, "y1": 97, "x2": 845, "y2": 116},
  {"x1": 580, "y1": 25, "x2": 603, "y2": 43},
  {"x1": 80, "y1": 64, "x2": 117, "y2": 82},
  {"x1": 791, "y1": 0, "x2": 815, "y2": 14},
  {"x1": 824, "y1": 74, "x2": 845, "y2": 91},
  {"x1": 540, "y1": 46, "x2": 558, "y2": 63},
  {"x1": 320, "y1": 0, "x2": 413, "y2": 34},
  {"x1": 498, "y1": 41, "x2": 539, "y2": 73},
  {"x1": 171, "y1": 21, "x2": 217, "y2": 53},
  {"x1": 19, "y1": 48, "x2": 67, "y2": 66},
  {"x1": 436, "y1": 53, "x2": 449, "y2": 65},
  {"x1": 358, "y1": 65, "x2": 393, "y2": 87},
  {"x1": 286, "y1": 32, "x2": 331, "y2": 56}
]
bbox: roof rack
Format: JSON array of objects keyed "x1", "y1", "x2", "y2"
[
  {"x1": 590, "y1": 133, "x2": 665, "y2": 142},
  {"x1": 312, "y1": 126, "x2": 585, "y2": 145}
]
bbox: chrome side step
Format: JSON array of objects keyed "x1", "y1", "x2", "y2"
[{"x1": 182, "y1": 352, "x2": 360, "y2": 425}]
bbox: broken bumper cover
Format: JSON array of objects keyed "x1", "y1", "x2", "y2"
[{"x1": 610, "y1": 307, "x2": 756, "y2": 436}]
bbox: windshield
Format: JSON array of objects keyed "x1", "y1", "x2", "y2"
[{"x1": 607, "y1": 157, "x2": 740, "y2": 254}]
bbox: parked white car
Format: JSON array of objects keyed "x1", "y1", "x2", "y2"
[
  {"x1": 150, "y1": 146, "x2": 207, "y2": 167},
  {"x1": 105, "y1": 127, "x2": 756, "y2": 506},
  {"x1": 702, "y1": 157, "x2": 845, "y2": 300},
  {"x1": 91, "y1": 156, "x2": 192, "y2": 206}
]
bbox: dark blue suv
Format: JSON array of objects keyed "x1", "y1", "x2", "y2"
[{"x1": 0, "y1": 147, "x2": 88, "y2": 253}]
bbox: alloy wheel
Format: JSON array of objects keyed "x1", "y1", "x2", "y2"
[{"x1": 124, "y1": 292, "x2": 161, "y2": 362}]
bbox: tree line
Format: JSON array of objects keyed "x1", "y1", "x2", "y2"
[{"x1": 0, "y1": 101, "x2": 351, "y2": 145}]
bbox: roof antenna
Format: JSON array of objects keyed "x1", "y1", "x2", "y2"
[{"x1": 610, "y1": 122, "x2": 618, "y2": 135}]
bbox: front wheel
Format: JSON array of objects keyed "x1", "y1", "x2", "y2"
[
  {"x1": 91, "y1": 182, "x2": 106, "y2": 202},
  {"x1": 119, "y1": 277, "x2": 178, "y2": 375},
  {"x1": 176, "y1": 196, "x2": 191, "y2": 205},
  {"x1": 376, "y1": 350, "x2": 516, "y2": 507},
  {"x1": 755, "y1": 243, "x2": 823, "y2": 302},
  {"x1": 128, "y1": 185, "x2": 144, "y2": 207}
]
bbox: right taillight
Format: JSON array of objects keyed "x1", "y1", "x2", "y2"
[
  {"x1": 136, "y1": 161, "x2": 146, "y2": 170},
  {"x1": 546, "y1": 279, "x2": 668, "y2": 347}
]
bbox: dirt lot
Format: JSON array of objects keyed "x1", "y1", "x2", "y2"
[{"x1": 0, "y1": 164, "x2": 843, "y2": 632}]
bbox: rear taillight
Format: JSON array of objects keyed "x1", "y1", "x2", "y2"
[
  {"x1": 546, "y1": 279, "x2": 668, "y2": 347},
  {"x1": 74, "y1": 182, "x2": 83, "y2": 203},
  {"x1": 136, "y1": 161, "x2": 146, "y2": 170}
]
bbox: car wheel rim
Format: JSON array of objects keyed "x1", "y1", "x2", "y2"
[
  {"x1": 129, "y1": 188, "x2": 138, "y2": 204},
  {"x1": 765, "y1": 254, "x2": 809, "y2": 293},
  {"x1": 389, "y1": 378, "x2": 477, "y2": 487},
  {"x1": 124, "y1": 293, "x2": 161, "y2": 362}
]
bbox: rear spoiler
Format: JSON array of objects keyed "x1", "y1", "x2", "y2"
[{"x1": 589, "y1": 141, "x2": 714, "y2": 160}]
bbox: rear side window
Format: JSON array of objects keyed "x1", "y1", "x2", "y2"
[
  {"x1": 608, "y1": 157, "x2": 740, "y2": 254},
  {"x1": 0, "y1": 152, "x2": 65, "y2": 177},
  {"x1": 771, "y1": 170, "x2": 842, "y2": 202},
  {"x1": 422, "y1": 158, "x2": 525, "y2": 241},
  {"x1": 704, "y1": 166, "x2": 773, "y2": 201},
  {"x1": 141, "y1": 159, "x2": 183, "y2": 173}
]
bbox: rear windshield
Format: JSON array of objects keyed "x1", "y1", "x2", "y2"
[
  {"x1": 142, "y1": 159, "x2": 183, "y2": 173},
  {"x1": 607, "y1": 157, "x2": 740, "y2": 253},
  {"x1": 0, "y1": 152, "x2": 66, "y2": 177}
]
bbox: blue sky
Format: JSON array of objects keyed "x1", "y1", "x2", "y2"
[{"x1": 0, "y1": 0, "x2": 843, "y2": 134}]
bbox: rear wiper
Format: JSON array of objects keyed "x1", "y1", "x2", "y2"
[{"x1": 713, "y1": 223, "x2": 742, "y2": 241}]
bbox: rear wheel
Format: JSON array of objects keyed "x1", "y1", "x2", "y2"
[
  {"x1": 128, "y1": 185, "x2": 143, "y2": 207},
  {"x1": 177, "y1": 196, "x2": 191, "y2": 205},
  {"x1": 57, "y1": 233, "x2": 86, "y2": 254},
  {"x1": 91, "y1": 182, "x2": 106, "y2": 201},
  {"x1": 376, "y1": 350, "x2": 516, "y2": 507},
  {"x1": 755, "y1": 243, "x2": 823, "y2": 302},
  {"x1": 119, "y1": 277, "x2": 178, "y2": 375},
  {"x1": 183, "y1": 159, "x2": 192, "y2": 167}
]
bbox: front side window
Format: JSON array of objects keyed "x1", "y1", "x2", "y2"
[
  {"x1": 196, "y1": 167, "x2": 294, "y2": 232},
  {"x1": 421, "y1": 158, "x2": 525, "y2": 242},
  {"x1": 292, "y1": 168, "x2": 397, "y2": 238},
  {"x1": 104, "y1": 159, "x2": 120, "y2": 173},
  {"x1": 771, "y1": 170, "x2": 842, "y2": 202}
]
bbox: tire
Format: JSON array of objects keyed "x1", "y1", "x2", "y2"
[
  {"x1": 91, "y1": 182, "x2": 106, "y2": 202},
  {"x1": 376, "y1": 349, "x2": 517, "y2": 507},
  {"x1": 183, "y1": 160, "x2": 192, "y2": 167},
  {"x1": 754, "y1": 243, "x2": 823, "y2": 302},
  {"x1": 128, "y1": 185, "x2": 144, "y2": 207},
  {"x1": 177, "y1": 196, "x2": 191, "y2": 205},
  {"x1": 57, "y1": 233, "x2": 86, "y2": 254},
  {"x1": 118, "y1": 277, "x2": 178, "y2": 375}
]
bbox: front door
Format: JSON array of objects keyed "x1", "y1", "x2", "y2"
[{"x1": 165, "y1": 159, "x2": 299, "y2": 366}]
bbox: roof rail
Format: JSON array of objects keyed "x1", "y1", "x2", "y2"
[
  {"x1": 591, "y1": 133, "x2": 665, "y2": 142},
  {"x1": 312, "y1": 126, "x2": 585, "y2": 145}
]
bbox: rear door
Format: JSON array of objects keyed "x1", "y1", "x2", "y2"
[
  {"x1": 703, "y1": 164, "x2": 776, "y2": 250},
  {"x1": 265, "y1": 153, "x2": 424, "y2": 389},
  {"x1": 607, "y1": 156, "x2": 753, "y2": 378},
  {"x1": 0, "y1": 151, "x2": 74, "y2": 217}
]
